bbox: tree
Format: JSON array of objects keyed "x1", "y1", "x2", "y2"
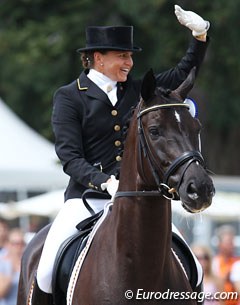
[{"x1": 0, "y1": 0, "x2": 239, "y2": 174}]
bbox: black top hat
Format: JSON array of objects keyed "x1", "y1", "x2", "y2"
[{"x1": 77, "y1": 26, "x2": 142, "y2": 53}]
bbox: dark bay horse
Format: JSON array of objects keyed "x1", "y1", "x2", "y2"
[{"x1": 17, "y1": 68, "x2": 214, "y2": 305}]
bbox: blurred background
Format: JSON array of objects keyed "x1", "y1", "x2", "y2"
[{"x1": 0, "y1": 0, "x2": 240, "y2": 249}]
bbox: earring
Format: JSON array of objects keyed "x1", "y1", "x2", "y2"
[{"x1": 100, "y1": 63, "x2": 103, "y2": 66}]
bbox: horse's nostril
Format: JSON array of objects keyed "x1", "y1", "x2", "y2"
[
  {"x1": 187, "y1": 182, "x2": 199, "y2": 200},
  {"x1": 186, "y1": 181, "x2": 215, "y2": 202},
  {"x1": 187, "y1": 182, "x2": 196, "y2": 193}
]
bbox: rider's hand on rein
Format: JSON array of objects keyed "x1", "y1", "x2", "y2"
[
  {"x1": 174, "y1": 5, "x2": 210, "y2": 41},
  {"x1": 101, "y1": 175, "x2": 119, "y2": 198}
]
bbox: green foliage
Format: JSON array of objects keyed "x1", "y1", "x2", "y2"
[{"x1": 0, "y1": 0, "x2": 239, "y2": 173}]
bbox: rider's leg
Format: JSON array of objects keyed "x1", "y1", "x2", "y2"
[{"x1": 36, "y1": 198, "x2": 107, "y2": 294}]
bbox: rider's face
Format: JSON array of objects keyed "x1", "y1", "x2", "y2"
[{"x1": 94, "y1": 51, "x2": 134, "y2": 82}]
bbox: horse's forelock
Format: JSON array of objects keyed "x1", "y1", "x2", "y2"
[
  {"x1": 155, "y1": 87, "x2": 182, "y2": 104},
  {"x1": 158, "y1": 87, "x2": 172, "y2": 97}
]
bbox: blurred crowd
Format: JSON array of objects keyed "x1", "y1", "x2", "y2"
[
  {"x1": 1, "y1": 217, "x2": 240, "y2": 305},
  {"x1": 0, "y1": 218, "x2": 25, "y2": 305},
  {"x1": 192, "y1": 225, "x2": 240, "y2": 305}
]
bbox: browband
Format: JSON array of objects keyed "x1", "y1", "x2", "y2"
[{"x1": 137, "y1": 103, "x2": 189, "y2": 118}]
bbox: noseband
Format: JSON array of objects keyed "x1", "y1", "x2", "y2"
[{"x1": 115, "y1": 102, "x2": 205, "y2": 200}]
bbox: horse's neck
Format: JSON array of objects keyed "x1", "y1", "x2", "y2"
[
  {"x1": 110, "y1": 195, "x2": 172, "y2": 280},
  {"x1": 107, "y1": 197, "x2": 172, "y2": 285},
  {"x1": 112, "y1": 195, "x2": 172, "y2": 249}
]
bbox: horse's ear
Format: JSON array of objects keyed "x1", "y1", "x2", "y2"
[
  {"x1": 141, "y1": 69, "x2": 156, "y2": 103},
  {"x1": 174, "y1": 67, "x2": 196, "y2": 100}
]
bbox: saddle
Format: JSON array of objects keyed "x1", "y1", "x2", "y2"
[
  {"x1": 52, "y1": 189, "x2": 110, "y2": 305},
  {"x1": 171, "y1": 231, "x2": 201, "y2": 290},
  {"x1": 52, "y1": 210, "x2": 103, "y2": 305}
]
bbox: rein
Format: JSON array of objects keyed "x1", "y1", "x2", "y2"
[
  {"x1": 115, "y1": 102, "x2": 205, "y2": 200},
  {"x1": 114, "y1": 190, "x2": 164, "y2": 199}
]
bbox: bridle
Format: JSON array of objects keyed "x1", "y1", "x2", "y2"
[{"x1": 115, "y1": 102, "x2": 205, "y2": 200}]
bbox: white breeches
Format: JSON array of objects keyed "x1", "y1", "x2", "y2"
[{"x1": 37, "y1": 197, "x2": 108, "y2": 293}]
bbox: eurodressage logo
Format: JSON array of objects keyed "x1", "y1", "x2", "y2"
[{"x1": 124, "y1": 288, "x2": 238, "y2": 302}]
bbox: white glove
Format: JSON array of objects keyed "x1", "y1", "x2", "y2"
[
  {"x1": 101, "y1": 175, "x2": 119, "y2": 198},
  {"x1": 174, "y1": 5, "x2": 210, "y2": 36}
]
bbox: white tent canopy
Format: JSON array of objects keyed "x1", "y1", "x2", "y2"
[
  {"x1": 0, "y1": 183, "x2": 239, "y2": 220},
  {"x1": 172, "y1": 176, "x2": 240, "y2": 219},
  {"x1": 0, "y1": 98, "x2": 68, "y2": 192},
  {"x1": 0, "y1": 189, "x2": 65, "y2": 219},
  {"x1": 172, "y1": 191, "x2": 240, "y2": 220}
]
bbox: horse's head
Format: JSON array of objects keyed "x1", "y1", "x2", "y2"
[{"x1": 138, "y1": 67, "x2": 215, "y2": 213}]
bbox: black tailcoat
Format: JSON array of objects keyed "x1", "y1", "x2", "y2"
[{"x1": 52, "y1": 38, "x2": 209, "y2": 200}]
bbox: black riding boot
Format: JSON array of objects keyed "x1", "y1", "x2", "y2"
[{"x1": 31, "y1": 277, "x2": 53, "y2": 305}]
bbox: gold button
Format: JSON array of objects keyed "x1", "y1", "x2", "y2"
[
  {"x1": 116, "y1": 156, "x2": 122, "y2": 161},
  {"x1": 111, "y1": 110, "x2": 118, "y2": 116},
  {"x1": 114, "y1": 125, "x2": 121, "y2": 131},
  {"x1": 88, "y1": 182, "x2": 94, "y2": 188},
  {"x1": 115, "y1": 140, "x2": 121, "y2": 147}
]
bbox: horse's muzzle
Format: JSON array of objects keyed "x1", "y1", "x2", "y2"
[{"x1": 178, "y1": 166, "x2": 215, "y2": 213}]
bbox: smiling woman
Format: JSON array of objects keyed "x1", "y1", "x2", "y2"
[{"x1": 23, "y1": 6, "x2": 212, "y2": 303}]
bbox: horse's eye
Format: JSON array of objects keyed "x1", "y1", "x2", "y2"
[{"x1": 149, "y1": 127, "x2": 159, "y2": 138}]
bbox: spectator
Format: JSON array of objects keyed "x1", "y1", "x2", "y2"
[
  {"x1": 229, "y1": 260, "x2": 240, "y2": 304},
  {"x1": 0, "y1": 218, "x2": 9, "y2": 257},
  {"x1": 192, "y1": 244, "x2": 224, "y2": 305},
  {"x1": 0, "y1": 228, "x2": 26, "y2": 305},
  {"x1": 212, "y1": 225, "x2": 239, "y2": 305}
]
